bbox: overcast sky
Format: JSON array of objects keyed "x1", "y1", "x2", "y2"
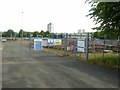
[{"x1": 0, "y1": 0, "x2": 96, "y2": 33}]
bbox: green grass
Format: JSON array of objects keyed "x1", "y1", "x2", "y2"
[
  {"x1": 88, "y1": 53, "x2": 119, "y2": 69},
  {"x1": 43, "y1": 48, "x2": 65, "y2": 56},
  {"x1": 43, "y1": 48, "x2": 119, "y2": 69}
]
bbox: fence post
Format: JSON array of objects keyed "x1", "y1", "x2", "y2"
[
  {"x1": 118, "y1": 37, "x2": 120, "y2": 69},
  {"x1": 118, "y1": 37, "x2": 120, "y2": 53},
  {"x1": 86, "y1": 33, "x2": 89, "y2": 61},
  {"x1": 64, "y1": 33, "x2": 68, "y2": 56},
  {"x1": 74, "y1": 33, "x2": 76, "y2": 59},
  {"x1": 30, "y1": 34, "x2": 32, "y2": 51},
  {"x1": 103, "y1": 35, "x2": 106, "y2": 61}
]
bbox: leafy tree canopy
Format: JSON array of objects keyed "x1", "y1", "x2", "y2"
[
  {"x1": 19, "y1": 29, "x2": 23, "y2": 37},
  {"x1": 33, "y1": 31, "x2": 39, "y2": 37},
  {"x1": 6, "y1": 29, "x2": 15, "y2": 37},
  {"x1": 44, "y1": 31, "x2": 50, "y2": 37},
  {"x1": 40, "y1": 30, "x2": 45, "y2": 37},
  {"x1": 87, "y1": 1, "x2": 120, "y2": 37}
]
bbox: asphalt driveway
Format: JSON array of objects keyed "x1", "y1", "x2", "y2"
[{"x1": 2, "y1": 41, "x2": 118, "y2": 88}]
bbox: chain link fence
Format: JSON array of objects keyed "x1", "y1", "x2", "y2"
[
  {"x1": 89, "y1": 38, "x2": 119, "y2": 69},
  {"x1": 44, "y1": 33, "x2": 119, "y2": 69}
]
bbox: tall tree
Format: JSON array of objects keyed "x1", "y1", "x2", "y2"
[
  {"x1": 33, "y1": 31, "x2": 39, "y2": 37},
  {"x1": 23, "y1": 31, "x2": 26, "y2": 37},
  {"x1": 27, "y1": 32, "x2": 30, "y2": 37},
  {"x1": 40, "y1": 30, "x2": 45, "y2": 37},
  {"x1": 44, "y1": 31, "x2": 50, "y2": 37},
  {"x1": 87, "y1": 2, "x2": 120, "y2": 37},
  {"x1": 2, "y1": 32, "x2": 7, "y2": 37},
  {"x1": 6, "y1": 29, "x2": 15, "y2": 37},
  {"x1": 19, "y1": 29, "x2": 23, "y2": 37}
]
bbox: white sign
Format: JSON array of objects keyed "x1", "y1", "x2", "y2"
[
  {"x1": 48, "y1": 39, "x2": 54, "y2": 45},
  {"x1": 34, "y1": 38, "x2": 42, "y2": 42},
  {"x1": 77, "y1": 38, "x2": 85, "y2": 52},
  {"x1": 54, "y1": 39, "x2": 62, "y2": 45},
  {"x1": 42, "y1": 39, "x2": 48, "y2": 46},
  {"x1": 34, "y1": 38, "x2": 43, "y2": 51}
]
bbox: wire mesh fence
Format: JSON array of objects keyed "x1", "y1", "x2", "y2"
[
  {"x1": 89, "y1": 38, "x2": 119, "y2": 68},
  {"x1": 43, "y1": 33, "x2": 119, "y2": 69}
]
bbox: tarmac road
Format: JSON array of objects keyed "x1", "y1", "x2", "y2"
[{"x1": 2, "y1": 41, "x2": 118, "y2": 88}]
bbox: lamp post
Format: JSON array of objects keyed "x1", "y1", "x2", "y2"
[
  {"x1": 20, "y1": 11, "x2": 24, "y2": 56},
  {"x1": 21, "y1": 12, "x2": 23, "y2": 38}
]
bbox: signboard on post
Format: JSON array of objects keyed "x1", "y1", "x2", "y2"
[
  {"x1": 48, "y1": 39, "x2": 54, "y2": 45},
  {"x1": 54, "y1": 39, "x2": 62, "y2": 45},
  {"x1": 34, "y1": 38, "x2": 43, "y2": 51},
  {"x1": 42, "y1": 39, "x2": 48, "y2": 46},
  {"x1": 77, "y1": 38, "x2": 85, "y2": 52}
]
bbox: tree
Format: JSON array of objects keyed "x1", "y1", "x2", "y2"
[
  {"x1": 2, "y1": 32, "x2": 7, "y2": 37},
  {"x1": 39, "y1": 30, "x2": 45, "y2": 37},
  {"x1": 27, "y1": 32, "x2": 30, "y2": 37},
  {"x1": 92, "y1": 31, "x2": 106, "y2": 39},
  {"x1": 23, "y1": 31, "x2": 27, "y2": 37},
  {"x1": 87, "y1": 2, "x2": 120, "y2": 38},
  {"x1": 60, "y1": 33, "x2": 64, "y2": 38},
  {"x1": 6, "y1": 29, "x2": 15, "y2": 37},
  {"x1": 44, "y1": 31, "x2": 50, "y2": 37},
  {"x1": 14, "y1": 32, "x2": 18, "y2": 37},
  {"x1": 15, "y1": 32, "x2": 19, "y2": 37},
  {"x1": 33, "y1": 31, "x2": 39, "y2": 37},
  {"x1": 19, "y1": 29, "x2": 23, "y2": 37}
]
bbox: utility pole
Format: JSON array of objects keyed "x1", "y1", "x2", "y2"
[{"x1": 21, "y1": 12, "x2": 24, "y2": 38}]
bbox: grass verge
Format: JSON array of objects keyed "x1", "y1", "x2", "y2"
[{"x1": 43, "y1": 48, "x2": 119, "y2": 70}]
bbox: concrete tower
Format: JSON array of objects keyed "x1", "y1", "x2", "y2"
[{"x1": 47, "y1": 23, "x2": 54, "y2": 33}]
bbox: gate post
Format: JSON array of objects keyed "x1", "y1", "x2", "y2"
[
  {"x1": 64, "y1": 33, "x2": 68, "y2": 56},
  {"x1": 86, "y1": 33, "x2": 89, "y2": 61},
  {"x1": 30, "y1": 34, "x2": 32, "y2": 50}
]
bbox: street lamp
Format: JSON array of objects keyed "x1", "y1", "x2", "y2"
[
  {"x1": 20, "y1": 11, "x2": 24, "y2": 56},
  {"x1": 21, "y1": 12, "x2": 24, "y2": 38}
]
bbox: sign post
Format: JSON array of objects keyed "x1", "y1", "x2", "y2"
[
  {"x1": 77, "y1": 38, "x2": 85, "y2": 53},
  {"x1": 77, "y1": 33, "x2": 89, "y2": 60}
]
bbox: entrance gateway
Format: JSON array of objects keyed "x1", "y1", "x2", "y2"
[
  {"x1": 2, "y1": 32, "x2": 89, "y2": 59},
  {"x1": 64, "y1": 33, "x2": 90, "y2": 60},
  {"x1": 33, "y1": 38, "x2": 62, "y2": 51}
]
